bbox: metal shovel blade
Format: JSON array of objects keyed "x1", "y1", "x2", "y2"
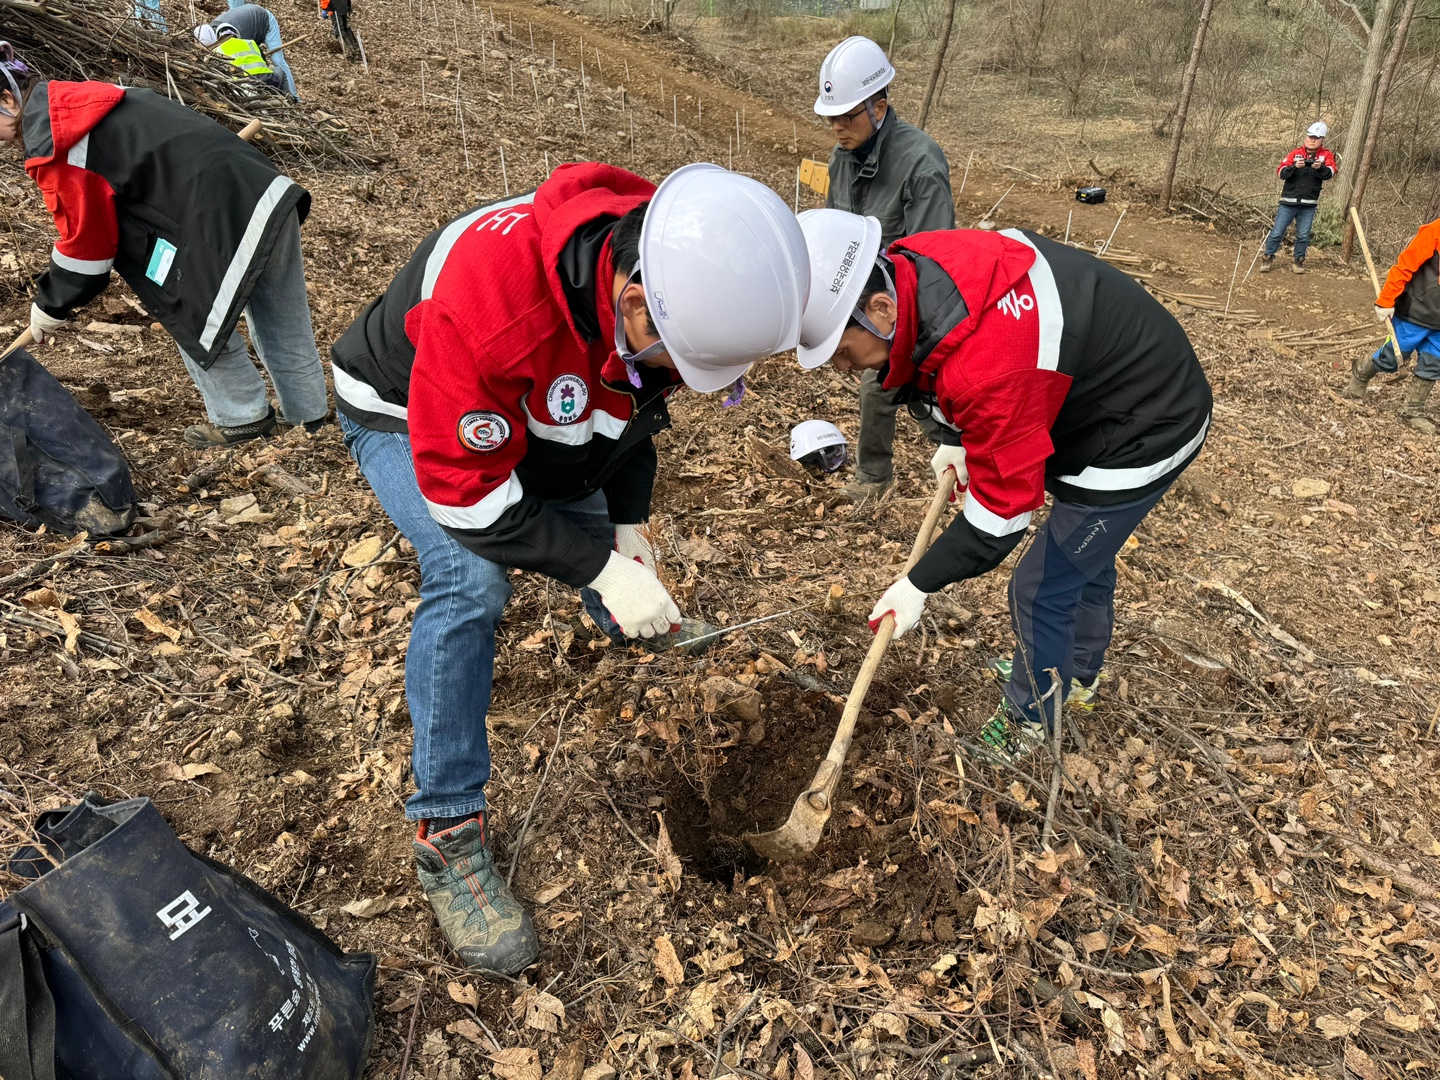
[{"x1": 743, "y1": 473, "x2": 956, "y2": 861}]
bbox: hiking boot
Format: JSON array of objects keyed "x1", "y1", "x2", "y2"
[
  {"x1": 414, "y1": 815, "x2": 538, "y2": 976},
  {"x1": 1292, "y1": 258, "x2": 1307, "y2": 274},
  {"x1": 1341, "y1": 357, "x2": 1378, "y2": 400},
  {"x1": 841, "y1": 477, "x2": 892, "y2": 502},
  {"x1": 183, "y1": 406, "x2": 278, "y2": 448},
  {"x1": 1398, "y1": 376, "x2": 1438, "y2": 435},
  {"x1": 1258, "y1": 255, "x2": 1276, "y2": 273},
  {"x1": 976, "y1": 699, "x2": 1048, "y2": 765}
]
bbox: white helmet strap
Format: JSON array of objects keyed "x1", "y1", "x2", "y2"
[{"x1": 851, "y1": 256, "x2": 896, "y2": 343}]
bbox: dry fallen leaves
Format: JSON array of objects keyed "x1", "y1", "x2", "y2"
[
  {"x1": 653, "y1": 934, "x2": 685, "y2": 986},
  {"x1": 340, "y1": 895, "x2": 400, "y2": 919},
  {"x1": 490, "y1": 1046, "x2": 542, "y2": 1080},
  {"x1": 446, "y1": 980, "x2": 479, "y2": 1008}
]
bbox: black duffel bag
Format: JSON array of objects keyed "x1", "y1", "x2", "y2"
[
  {"x1": 0, "y1": 794, "x2": 376, "y2": 1079},
  {"x1": 0, "y1": 347, "x2": 138, "y2": 535}
]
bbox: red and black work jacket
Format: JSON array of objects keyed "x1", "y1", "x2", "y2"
[
  {"x1": 881, "y1": 229, "x2": 1213, "y2": 593},
  {"x1": 330, "y1": 163, "x2": 680, "y2": 588},
  {"x1": 22, "y1": 81, "x2": 309, "y2": 368},
  {"x1": 1277, "y1": 146, "x2": 1337, "y2": 206}
]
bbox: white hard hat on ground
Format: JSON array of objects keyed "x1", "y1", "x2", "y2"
[
  {"x1": 796, "y1": 209, "x2": 884, "y2": 369},
  {"x1": 815, "y1": 36, "x2": 896, "y2": 117},
  {"x1": 1307, "y1": 121, "x2": 1328, "y2": 138},
  {"x1": 194, "y1": 24, "x2": 219, "y2": 46},
  {"x1": 639, "y1": 164, "x2": 810, "y2": 394},
  {"x1": 790, "y1": 419, "x2": 848, "y2": 472}
]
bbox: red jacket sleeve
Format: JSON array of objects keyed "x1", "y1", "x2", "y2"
[
  {"x1": 28, "y1": 158, "x2": 118, "y2": 316},
  {"x1": 405, "y1": 299, "x2": 613, "y2": 586}
]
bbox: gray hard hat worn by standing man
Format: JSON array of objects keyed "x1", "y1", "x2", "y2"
[{"x1": 817, "y1": 35, "x2": 955, "y2": 499}]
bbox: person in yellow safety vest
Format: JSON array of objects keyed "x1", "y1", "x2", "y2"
[{"x1": 193, "y1": 24, "x2": 285, "y2": 93}]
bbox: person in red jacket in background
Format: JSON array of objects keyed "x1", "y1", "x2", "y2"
[
  {"x1": 0, "y1": 42, "x2": 328, "y2": 447},
  {"x1": 330, "y1": 163, "x2": 809, "y2": 976},
  {"x1": 1259, "y1": 121, "x2": 1337, "y2": 275},
  {"x1": 1342, "y1": 218, "x2": 1440, "y2": 434},
  {"x1": 796, "y1": 210, "x2": 1212, "y2": 765}
]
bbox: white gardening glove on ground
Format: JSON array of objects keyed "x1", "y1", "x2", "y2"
[
  {"x1": 29, "y1": 303, "x2": 66, "y2": 345},
  {"x1": 1375, "y1": 306, "x2": 1395, "y2": 323},
  {"x1": 589, "y1": 549, "x2": 681, "y2": 638},
  {"x1": 930, "y1": 444, "x2": 968, "y2": 497},
  {"x1": 867, "y1": 576, "x2": 931, "y2": 638},
  {"x1": 613, "y1": 522, "x2": 658, "y2": 574}
]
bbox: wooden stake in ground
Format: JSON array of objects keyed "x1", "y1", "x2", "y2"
[
  {"x1": 1223, "y1": 240, "x2": 1243, "y2": 317},
  {"x1": 1159, "y1": 0, "x2": 1217, "y2": 210},
  {"x1": 957, "y1": 148, "x2": 974, "y2": 196},
  {"x1": 917, "y1": 0, "x2": 957, "y2": 131}
]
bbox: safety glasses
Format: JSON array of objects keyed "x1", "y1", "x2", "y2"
[
  {"x1": 612, "y1": 267, "x2": 666, "y2": 388},
  {"x1": 799, "y1": 444, "x2": 848, "y2": 473},
  {"x1": 851, "y1": 256, "x2": 896, "y2": 342}
]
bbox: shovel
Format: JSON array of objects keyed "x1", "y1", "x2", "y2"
[
  {"x1": 745, "y1": 470, "x2": 957, "y2": 861},
  {"x1": 1, "y1": 120, "x2": 265, "y2": 365}
]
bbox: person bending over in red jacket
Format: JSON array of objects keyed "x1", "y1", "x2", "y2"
[
  {"x1": 329, "y1": 163, "x2": 808, "y2": 977},
  {"x1": 796, "y1": 210, "x2": 1212, "y2": 764},
  {"x1": 0, "y1": 42, "x2": 327, "y2": 448}
]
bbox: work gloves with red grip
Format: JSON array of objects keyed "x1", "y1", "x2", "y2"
[
  {"x1": 1375, "y1": 306, "x2": 1395, "y2": 324},
  {"x1": 588, "y1": 522, "x2": 681, "y2": 639},
  {"x1": 867, "y1": 576, "x2": 931, "y2": 639},
  {"x1": 930, "y1": 444, "x2": 968, "y2": 501},
  {"x1": 30, "y1": 304, "x2": 66, "y2": 346}
]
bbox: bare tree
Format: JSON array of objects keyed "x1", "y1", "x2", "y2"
[
  {"x1": 918, "y1": 0, "x2": 958, "y2": 131},
  {"x1": 1341, "y1": 0, "x2": 1418, "y2": 261},
  {"x1": 1333, "y1": 0, "x2": 1399, "y2": 208},
  {"x1": 1159, "y1": 0, "x2": 1219, "y2": 210}
]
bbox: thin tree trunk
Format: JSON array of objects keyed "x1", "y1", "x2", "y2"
[
  {"x1": 1427, "y1": 170, "x2": 1440, "y2": 224},
  {"x1": 1334, "y1": 0, "x2": 1399, "y2": 208},
  {"x1": 1341, "y1": 0, "x2": 1418, "y2": 262},
  {"x1": 1159, "y1": 0, "x2": 1219, "y2": 210},
  {"x1": 917, "y1": 0, "x2": 958, "y2": 131}
]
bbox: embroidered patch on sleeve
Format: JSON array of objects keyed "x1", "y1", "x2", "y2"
[{"x1": 457, "y1": 411, "x2": 511, "y2": 453}]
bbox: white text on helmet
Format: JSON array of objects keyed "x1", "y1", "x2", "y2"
[{"x1": 830, "y1": 239, "x2": 861, "y2": 295}]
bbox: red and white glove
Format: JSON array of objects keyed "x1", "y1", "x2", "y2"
[
  {"x1": 30, "y1": 303, "x2": 66, "y2": 346},
  {"x1": 589, "y1": 550, "x2": 681, "y2": 639},
  {"x1": 1375, "y1": 305, "x2": 1395, "y2": 324},
  {"x1": 867, "y1": 575, "x2": 930, "y2": 638},
  {"x1": 614, "y1": 522, "x2": 658, "y2": 574},
  {"x1": 930, "y1": 444, "x2": 968, "y2": 500}
]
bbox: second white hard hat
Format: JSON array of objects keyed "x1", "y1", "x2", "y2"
[
  {"x1": 194, "y1": 23, "x2": 219, "y2": 46},
  {"x1": 1307, "y1": 120, "x2": 1328, "y2": 138},
  {"x1": 790, "y1": 420, "x2": 848, "y2": 472},
  {"x1": 796, "y1": 209, "x2": 884, "y2": 369},
  {"x1": 640, "y1": 164, "x2": 811, "y2": 394},
  {"x1": 815, "y1": 36, "x2": 895, "y2": 117}
]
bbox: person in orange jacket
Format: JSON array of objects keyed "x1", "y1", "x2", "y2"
[{"x1": 1342, "y1": 218, "x2": 1440, "y2": 434}]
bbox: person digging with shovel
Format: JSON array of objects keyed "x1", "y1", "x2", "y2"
[
  {"x1": 0, "y1": 42, "x2": 329, "y2": 448},
  {"x1": 329, "y1": 163, "x2": 809, "y2": 977},
  {"x1": 1343, "y1": 216, "x2": 1440, "y2": 434},
  {"x1": 795, "y1": 209, "x2": 1212, "y2": 764}
]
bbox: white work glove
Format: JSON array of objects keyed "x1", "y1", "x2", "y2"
[
  {"x1": 613, "y1": 522, "x2": 658, "y2": 574},
  {"x1": 1375, "y1": 306, "x2": 1395, "y2": 324},
  {"x1": 588, "y1": 549, "x2": 681, "y2": 639},
  {"x1": 867, "y1": 575, "x2": 931, "y2": 639},
  {"x1": 930, "y1": 444, "x2": 968, "y2": 500},
  {"x1": 29, "y1": 303, "x2": 67, "y2": 346}
]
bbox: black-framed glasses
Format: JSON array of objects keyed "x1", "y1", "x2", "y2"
[{"x1": 829, "y1": 103, "x2": 870, "y2": 127}]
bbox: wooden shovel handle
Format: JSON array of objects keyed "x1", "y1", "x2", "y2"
[
  {"x1": 1350, "y1": 207, "x2": 1400, "y2": 349},
  {"x1": 803, "y1": 470, "x2": 958, "y2": 811},
  {"x1": 237, "y1": 118, "x2": 263, "y2": 142}
]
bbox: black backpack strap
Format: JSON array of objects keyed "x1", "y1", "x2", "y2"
[{"x1": 0, "y1": 911, "x2": 58, "y2": 1080}]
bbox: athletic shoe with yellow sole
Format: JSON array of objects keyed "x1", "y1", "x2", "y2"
[
  {"x1": 976, "y1": 699, "x2": 1048, "y2": 765},
  {"x1": 985, "y1": 658, "x2": 1103, "y2": 709}
]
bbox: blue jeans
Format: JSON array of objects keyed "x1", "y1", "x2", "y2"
[
  {"x1": 338, "y1": 413, "x2": 616, "y2": 820},
  {"x1": 1264, "y1": 204, "x2": 1317, "y2": 261},
  {"x1": 1004, "y1": 484, "x2": 1172, "y2": 729},
  {"x1": 177, "y1": 210, "x2": 327, "y2": 429},
  {"x1": 1373, "y1": 316, "x2": 1440, "y2": 380}
]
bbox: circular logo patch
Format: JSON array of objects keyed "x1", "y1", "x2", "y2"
[
  {"x1": 546, "y1": 374, "x2": 589, "y2": 425},
  {"x1": 457, "y1": 411, "x2": 511, "y2": 454},
  {"x1": 823, "y1": 79, "x2": 833, "y2": 94}
]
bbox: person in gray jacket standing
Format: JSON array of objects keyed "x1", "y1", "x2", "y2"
[{"x1": 817, "y1": 35, "x2": 954, "y2": 500}]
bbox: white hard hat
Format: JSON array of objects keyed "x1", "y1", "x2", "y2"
[
  {"x1": 790, "y1": 419, "x2": 848, "y2": 472},
  {"x1": 194, "y1": 23, "x2": 219, "y2": 46},
  {"x1": 796, "y1": 209, "x2": 883, "y2": 369},
  {"x1": 1307, "y1": 121, "x2": 1328, "y2": 138},
  {"x1": 815, "y1": 36, "x2": 895, "y2": 117},
  {"x1": 640, "y1": 164, "x2": 810, "y2": 394}
]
